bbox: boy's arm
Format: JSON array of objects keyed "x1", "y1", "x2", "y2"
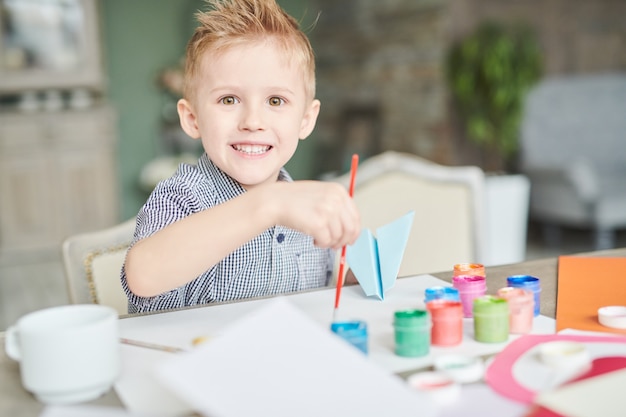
[{"x1": 125, "y1": 180, "x2": 360, "y2": 297}]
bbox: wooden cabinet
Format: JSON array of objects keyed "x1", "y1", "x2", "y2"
[{"x1": 0, "y1": 105, "x2": 119, "y2": 256}]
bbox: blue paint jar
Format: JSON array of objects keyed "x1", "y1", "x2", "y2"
[
  {"x1": 507, "y1": 275, "x2": 541, "y2": 316},
  {"x1": 330, "y1": 320, "x2": 368, "y2": 354},
  {"x1": 424, "y1": 286, "x2": 460, "y2": 304}
]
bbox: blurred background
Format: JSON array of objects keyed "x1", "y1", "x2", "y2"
[{"x1": 1, "y1": 0, "x2": 625, "y2": 328}]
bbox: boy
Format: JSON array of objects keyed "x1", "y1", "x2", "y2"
[{"x1": 122, "y1": 0, "x2": 360, "y2": 313}]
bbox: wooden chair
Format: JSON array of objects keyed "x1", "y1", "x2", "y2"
[
  {"x1": 61, "y1": 217, "x2": 136, "y2": 315},
  {"x1": 331, "y1": 151, "x2": 487, "y2": 277}
]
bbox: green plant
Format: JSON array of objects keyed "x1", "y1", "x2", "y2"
[{"x1": 446, "y1": 21, "x2": 542, "y2": 168}]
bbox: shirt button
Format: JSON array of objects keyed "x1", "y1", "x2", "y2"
[{"x1": 277, "y1": 233, "x2": 285, "y2": 243}]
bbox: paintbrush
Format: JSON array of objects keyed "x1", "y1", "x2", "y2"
[{"x1": 333, "y1": 153, "x2": 359, "y2": 322}]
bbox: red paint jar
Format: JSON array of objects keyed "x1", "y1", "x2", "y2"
[{"x1": 426, "y1": 299, "x2": 464, "y2": 346}]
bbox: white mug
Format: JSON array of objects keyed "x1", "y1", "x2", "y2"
[{"x1": 5, "y1": 304, "x2": 121, "y2": 405}]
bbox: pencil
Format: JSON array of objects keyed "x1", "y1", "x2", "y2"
[
  {"x1": 333, "y1": 154, "x2": 359, "y2": 321},
  {"x1": 120, "y1": 337, "x2": 187, "y2": 354}
]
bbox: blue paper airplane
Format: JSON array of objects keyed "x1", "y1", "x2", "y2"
[{"x1": 346, "y1": 211, "x2": 415, "y2": 300}]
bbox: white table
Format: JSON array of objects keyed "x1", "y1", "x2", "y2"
[{"x1": 114, "y1": 274, "x2": 555, "y2": 416}]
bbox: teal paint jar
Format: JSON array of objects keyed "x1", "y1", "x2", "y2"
[
  {"x1": 393, "y1": 309, "x2": 431, "y2": 357},
  {"x1": 330, "y1": 320, "x2": 368, "y2": 354},
  {"x1": 473, "y1": 296, "x2": 510, "y2": 343}
]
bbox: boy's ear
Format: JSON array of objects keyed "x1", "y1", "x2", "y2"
[
  {"x1": 177, "y1": 98, "x2": 201, "y2": 139},
  {"x1": 298, "y1": 99, "x2": 321, "y2": 140}
]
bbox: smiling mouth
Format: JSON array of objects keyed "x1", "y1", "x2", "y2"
[{"x1": 232, "y1": 144, "x2": 272, "y2": 155}]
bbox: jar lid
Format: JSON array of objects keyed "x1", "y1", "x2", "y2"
[
  {"x1": 452, "y1": 275, "x2": 486, "y2": 286},
  {"x1": 453, "y1": 263, "x2": 485, "y2": 277},
  {"x1": 473, "y1": 295, "x2": 508, "y2": 314},
  {"x1": 426, "y1": 299, "x2": 463, "y2": 318},
  {"x1": 330, "y1": 320, "x2": 367, "y2": 336},
  {"x1": 598, "y1": 305, "x2": 626, "y2": 329},
  {"x1": 433, "y1": 354, "x2": 485, "y2": 384},
  {"x1": 507, "y1": 275, "x2": 540, "y2": 288},
  {"x1": 497, "y1": 287, "x2": 533, "y2": 301},
  {"x1": 424, "y1": 286, "x2": 460, "y2": 302},
  {"x1": 406, "y1": 371, "x2": 461, "y2": 406},
  {"x1": 393, "y1": 309, "x2": 429, "y2": 326},
  {"x1": 539, "y1": 341, "x2": 591, "y2": 370}
]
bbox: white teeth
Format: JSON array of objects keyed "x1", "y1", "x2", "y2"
[{"x1": 233, "y1": 144, "x2": 270, "y2": 154}]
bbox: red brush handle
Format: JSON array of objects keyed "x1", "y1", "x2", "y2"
[{"x1": 333, "y1": 154, "x2": 359, "y2": 311}]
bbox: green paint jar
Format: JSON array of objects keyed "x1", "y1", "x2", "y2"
[
  {"x1": 473, "y1": 296, "x2": 510, "y2": 343},
  {"x1": 393, "y1": 309, "x2": 431, "y2": 357}
]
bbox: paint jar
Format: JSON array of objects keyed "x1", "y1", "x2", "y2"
[
  {"x1": 473, "y1": 296, "x2": 510, "y2": 343},
  {"x1": 330, "y1": 320, "x2": 368, "y2": 354},
  {"x1": 453, "y1": 263, "x2": 485, "y2": 278},
  {"x1": 424, "y1": 286, "x2": 460, "y2": 304},
  {"x1": 426, "y1": 299, "x2": 463, "y2": 346},
  {"x1": 393, "y1": 309, "x2": 430, "y2": 357},
  {"x1": 452, "y1": 275, "x2": 487, "y2": 318},
  {"x1": 497, "y1": 287, "x2": 534, "y2": 334},
  {"x1": 507, "y1": 275, "x2": 541, "y2": 316}
]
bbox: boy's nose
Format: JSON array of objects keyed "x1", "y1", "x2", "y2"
[{"x1": 239, "y1": 103, "x2": 265, "y2": 131}]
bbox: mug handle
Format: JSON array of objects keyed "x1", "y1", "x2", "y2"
[{"x1": 4, "y1": 326, "x2": 21, "y2": 361}]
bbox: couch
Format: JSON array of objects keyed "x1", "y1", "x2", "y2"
[{"x1": 519, "y1": 73, "x2": 626, "y2": 249}]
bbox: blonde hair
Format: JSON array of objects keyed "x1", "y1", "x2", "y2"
[{"x1": 184, "y1": 0, "x2": 316, "y2": 101}]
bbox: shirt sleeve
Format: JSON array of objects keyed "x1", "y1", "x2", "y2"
[{"x1": 121, "y1": 166, "x2": 214, "y2": 313}]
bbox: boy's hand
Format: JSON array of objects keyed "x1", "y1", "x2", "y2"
[{"x1": 270, "y1": 181, "x2": 361, "y2": 250}]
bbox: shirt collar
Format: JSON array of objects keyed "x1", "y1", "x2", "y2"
[{"x1": 197, "y1": 153, "x2": 293, "y2": 198}]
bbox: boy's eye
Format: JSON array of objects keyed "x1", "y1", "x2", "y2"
[
  {"x1": 268, "y1": 96, "x2": 284, "y2": 106},
  {"x1": 220, "y1": 96, "x2": 239, "y2": 105}
]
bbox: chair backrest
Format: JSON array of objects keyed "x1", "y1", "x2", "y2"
[
  {"x1": 331, "y1": 151, "x2": 486, "y2": 277},
  {"x1": 61, "y1": 217, "x2": 136, "y2": 315}
]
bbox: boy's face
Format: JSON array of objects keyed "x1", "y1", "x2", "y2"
[{"x1": 177, "y1": 40, "x2": 320, "y2": 190}]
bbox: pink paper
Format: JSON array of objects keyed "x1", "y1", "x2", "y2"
[{"x1": 484, "y1": 333, "x2": 626, "y2": 403}]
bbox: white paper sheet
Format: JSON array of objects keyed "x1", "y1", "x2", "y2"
[
  {"x1": 155, "y1": 297, "x2": 437, "y2": 417},
  {"x1": 438, "y1": 384, "x2": 529, "y2": 417},
  {"x1": 114, "y1": 346, "x2": 192, "y2": 416},
  {"x1": 534, "y1": 368, "x2": 626, "y2": 417}
]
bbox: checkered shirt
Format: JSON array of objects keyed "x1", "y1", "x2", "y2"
[{"x1": 121, "y1": 154, "x2": 334, "y2": 313}]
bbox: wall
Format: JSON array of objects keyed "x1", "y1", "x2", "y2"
[
  {"x1": 308, "y1": 0, "x2": 626, "y2": 177},
  {"x1": 100, "y1": 0, "x2": 202, "y2": 220},
  {"x1": 446, "y1": 0, "x2": 626, "y2": 170},
  {"x1": 309, "y1": 0, "x2": 450, "y2": 178},
  {"x1": 102, "y1": 0, "x2": 626, "y2": 219},
  {"x1": 447, "y1": 0, "x2": 626, "y2": 74}
]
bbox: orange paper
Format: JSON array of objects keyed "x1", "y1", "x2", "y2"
[{"x1": 556, "y1": 256, "x2": 626, "y2": 334}]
